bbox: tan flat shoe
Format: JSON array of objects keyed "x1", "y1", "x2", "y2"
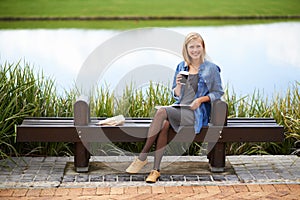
[
  {"x1": 146, "y1": 169, "x2": 160, "y2": 183},
  {"x1": 126, "y1": 157, "x2": 148, "y2": 174}
]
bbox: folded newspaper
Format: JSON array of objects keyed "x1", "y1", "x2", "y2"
[
  {"x1": 97, "y1": 115, "x2": 125, "y2": 126},
  {"x1": 154, "y1": 104, "x2": 191, "y2": 110}
]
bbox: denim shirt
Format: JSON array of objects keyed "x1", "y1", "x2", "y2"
[{"x1": 171, "y1": 60, "x2": 224, "y2": 133}]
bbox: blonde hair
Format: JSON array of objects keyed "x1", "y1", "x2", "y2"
[{"x1": 182, "y1": 32, "x2": 206, "y2": 66}]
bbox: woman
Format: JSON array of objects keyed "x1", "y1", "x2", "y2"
[{"x1": 126, "y1": 32, "x2": 224, "y2": 183}]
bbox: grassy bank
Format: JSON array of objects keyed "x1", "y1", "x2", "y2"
[
  {"x1": 1, "y1": 62, "x2": 299, "y2": 161},
  {"x1": 1, "y1": 19, "x2": 299, "y2": 30},
  {"x1": 1, "y1": 0, "x2": 299, "y2": 17},
  {"x1": 0, "y1": 0, "x2": 299, "y2": 29}
]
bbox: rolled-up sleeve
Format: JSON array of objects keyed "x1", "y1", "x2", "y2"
[{"x1": 207, "y1": 65, "x2": 224, "y2": 102}]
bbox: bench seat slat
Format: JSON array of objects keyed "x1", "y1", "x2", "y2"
[
  {"x1": 17, "y1": 124, "x2": 284, "y2": 143},
  {"x1": 75, "y1": 125, "x2": 284, "y2": 143},
  {"x1": 21, "y1": 117, "x2": 277, "y2": 123},
  {"x1": 22, "y1": 120, "x2": 74, "y2": 125},
  {"x1": 17, "y1": 127, "x2": 79, "y2": 142},
  {"x1": 19, "y1": 122, "x2": 282, "y2": 128},
  {"x1": 21, "y1": 119, "x2": 278, "y2": 126},
  {"x1": 17, "y1": 117, "x2": 284, "y2": 143},
  {"x1": 226, "y1": 123, "x2": 281, "y2": 127}
]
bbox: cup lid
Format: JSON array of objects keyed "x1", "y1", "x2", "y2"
[{"x1": 179, "y1": 71, "x2": 189, "y2": 75}]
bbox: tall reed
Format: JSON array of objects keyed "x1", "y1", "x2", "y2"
[
  {"x1": 0, "y1": 61, "x2": 74, "y2": 160},
  {"x1": 114, "y1": 82, "x2": 174, "y2": 118},
  {"x1": 223, "y1": 82, "x2": 299, "y2": 155},
  {"x1": 271, "y1": 82, "x2": 300, "y2": 154}
]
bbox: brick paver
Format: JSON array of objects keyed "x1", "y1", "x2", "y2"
[
  {"x1": 82, "y1": 187, "x2": 97, "y2": 195},
  {"x1": 151, "y1": 186, "x2": 165, "y2": 194},
  {"x1": 0, "y1": 189, "x2": 13, "y2": 197},
  {"x1": 205, "y1": 185, "x2": 221, "y2": 194},
  {"x1": 260, "y1": 184, "x2": 277, "y2": 192},
  {"x1": 67, "y1": 188, "x2": 83, "y2": 196},
  {"x1": 246, "y1": 184, "x2": 263, "y2": 192},
  {"x1": 11, "y1": 188, "x2": 28, "y2": 197},
  {"x1": 164, "y1": 186, "x2": 180, "y2": 194},
  {"x1": 232, "y1": 184, "x2": 249, "y2": 192},
  {"x1": 111, "y1": 187, "x2": 124, "y2": 195},
  {"x1": 25, "y1": 189, "x2": 42, "y2": 197},
  {"x1": 137, "y1": 186, "x2": 151, "y2": 194},
  {"x1": 0, "y1": 155, "x2": 299, "y2": 199},
  {"x1": 96, "y1": 187, "x2": 110, "y2": 195},
  {"x1": 0, "y1": 184, "x2": 299, "y2": 199},
  {"x1": 124, "y1": 186, "x2": 137, "y2": 194},
  {"x1": 40, "y1": 188, "x2": 56, "y2": 196},
  {"x1": 192, "y1": 185, "x2": 207, "y2": 193},
  {"x1": 54, "y1": 187, "x2": 69, "y2": 196}
]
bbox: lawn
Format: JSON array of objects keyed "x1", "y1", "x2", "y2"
[{"x1": 0, "y1": 0, "x2": 299, "y2": 29}]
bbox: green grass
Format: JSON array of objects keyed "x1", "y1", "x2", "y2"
[
  {"x1": 1, "y1": 19, "x2": 298, "y2": 30},
  {"x1": 0, "y1": 0, "x2": 299, "y2": 29},
  {"x1": 1, "y1": 0, "x2": 299, "y2": 17}
]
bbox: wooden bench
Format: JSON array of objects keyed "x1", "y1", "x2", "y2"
[{"x1": 17, "y1": 98, "x2": 284, "y2": 172}]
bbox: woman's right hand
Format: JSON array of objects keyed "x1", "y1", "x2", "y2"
[
  {"x1": 174, "y1": 74, "x2": 182, "y2": 96},
  {"x1": 176, "y1": 74, "x2": 183, "y2": 85}
]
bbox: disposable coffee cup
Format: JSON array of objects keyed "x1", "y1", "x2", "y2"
[{"x1": 179, "y1": 71, "x2": 189, "y2": 85}]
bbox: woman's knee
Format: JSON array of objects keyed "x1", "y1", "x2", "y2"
[
  {"x1": 155, "y1": 108, "x2": 167, "y2": 119},
  {"x1": 161, "y1": 120, "x2": 170, "y2": 132}
]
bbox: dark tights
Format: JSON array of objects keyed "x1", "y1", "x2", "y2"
[{"x1": 138, "y1": 108, "x2": 170, "y2": 170}]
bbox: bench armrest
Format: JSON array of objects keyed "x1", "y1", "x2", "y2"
[
  {"x1": 74, "y1": 96, "x2": 90, "y2": 125},
  {"x1": 210, "y1": 99, "x2": 228, "y2": 126}
]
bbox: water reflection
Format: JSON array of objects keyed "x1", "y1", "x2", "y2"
[{"x1": 0, "y1": 22, "x2": 299, "y2": 97}]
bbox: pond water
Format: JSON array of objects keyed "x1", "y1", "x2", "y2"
[{"x1": 0, "y1": 22, "x2": 299, "y2": 98}]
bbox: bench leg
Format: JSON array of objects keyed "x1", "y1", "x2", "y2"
[
  {"x1": 208, "y1": 142, "x2": 225, "y2": 172},
  {"x1": 207, "y1": 142, "x2": 213, "y2": 161},
  {"x1": 74, "y1": 142, "x2": 90, "y2": 172}
]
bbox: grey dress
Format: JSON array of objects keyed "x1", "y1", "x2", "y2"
[{"x1": 165, "y1": 74, "x2": 199, "y2": 133}]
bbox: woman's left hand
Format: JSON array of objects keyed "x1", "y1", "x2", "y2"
[
  {"x1": 190, "y1": 98, "x2": 201, "y2": 110},
  {"x1": 189, "y1": 96, "x2": 210, "y2": 110}
]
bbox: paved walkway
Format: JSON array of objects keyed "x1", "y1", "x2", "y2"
[{"x1": 0, "y1": 155, "x2": 299, "y2": 199}]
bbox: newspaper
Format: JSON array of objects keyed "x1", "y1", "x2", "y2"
[{"x1": 97, "y1": 115, "x2": 125, "y2": 126}]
